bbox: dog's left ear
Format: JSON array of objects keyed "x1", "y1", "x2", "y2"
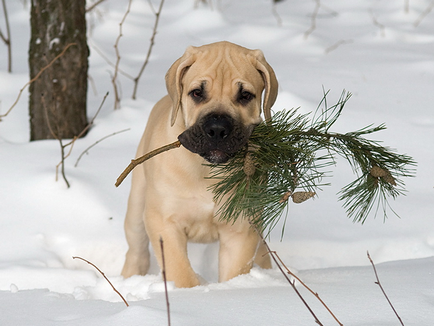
[
  {"x1": 250, "y1": 50, "x2": 278, "y2": 122},
  {"x1": 165, "y1": 47, "x2": 197, "y2": 126}
]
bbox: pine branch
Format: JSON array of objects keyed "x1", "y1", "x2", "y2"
[{"x1": 210, "y1": 90, "x2": 416, "y2": 231}]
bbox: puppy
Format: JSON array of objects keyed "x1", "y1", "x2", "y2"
[{"x1": 122, "y1": 41, "x2": 278, "y2": 288}]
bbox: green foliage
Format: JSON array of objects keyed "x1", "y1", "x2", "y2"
[{"x1": 209, "y1": 90, "x2": 416, "y2": 233}]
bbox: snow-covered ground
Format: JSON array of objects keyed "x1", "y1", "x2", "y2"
[{"x1": 0, "y1": 0, "x2": 433, "y2": 325}]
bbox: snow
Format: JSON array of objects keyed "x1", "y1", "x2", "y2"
[{"x1": 0, "y1": 0, "x2": 433, "y2": 325}]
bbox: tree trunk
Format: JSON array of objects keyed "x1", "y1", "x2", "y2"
[{"x1": 29, "y1": 0, "x2": 88, "y2": 141}]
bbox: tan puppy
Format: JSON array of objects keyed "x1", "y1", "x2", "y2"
[{"x1": 121, "y1": 41, "x2": 278, "y2": 288}]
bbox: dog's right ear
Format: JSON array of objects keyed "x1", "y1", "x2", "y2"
[{"x1": 165, "y1": 47, "x2": 197, "y2": 126}]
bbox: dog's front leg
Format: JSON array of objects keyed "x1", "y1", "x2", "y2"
[
  {"x1": 146, "y1": 215, "x2": 200, "y2": 288},
  {"x1": 217, "y1": 221, "x2": 264, "y2": 282}
]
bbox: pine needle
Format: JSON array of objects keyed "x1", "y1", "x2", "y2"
[{"x1": 209, "y1": 90, "x2": 416, "y2": 232}]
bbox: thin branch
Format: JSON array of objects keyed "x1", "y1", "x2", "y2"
[
  {"x1": 89, "y1": 42, "x2": 135, "y2": 80},
  {"x1": 0, "y1": 43, "x2": 77, "y2": 121},
  {"x1": 324, "y1": 39, "x2": 353, "y2": 54},
  {"x1": 159, "y1": 237, "x2": 171, "y2": 326},
  {"x1": 272, "y1": 251, "x2": 343, "y2": 326},
  {"x1": 131, "y1": 0, "x2": 165, "y2": 100},
  {"x1": 414, "y1": 0, "x2": 434, "y2": 27},
  {"x1": 112, "y1": 0, "x2": 133, "y2": 110},
  {"x1": 256, "y1": 230, "x2": 324, "y2": 326},
  {"x1": 404, "y1": 0, "x2": 409, "y2": 13},
  {"x1": 86, "y1": 0, "x2": 107, "y2": 13},
  {"x1": 272, "y1": 1, "x2": 282, "y2": 27},
  {"x1": 115, "y1": 140, "x2": 182, "y2": 187},
  {"x1": 75, "y1": 128, "x2": 130, "y2": 167},
  {"x1": 369, "y1": 9, "x2": 385, "y2": 37},
  {"x1": 42, "y1": 92, "x2": 108, "y2": 187},
  {"x1": 304, "y1": 0, "x2": 320, "y2": 39},
  {"x1": 1, "y1": 0, "x2": 11, "y2": 72},
  {"x1": 367, "y1": 251, "x2": 405, "y2": 326},
  {"x1": 73, "y1": 256, "x2": 129, "y2": 307}
]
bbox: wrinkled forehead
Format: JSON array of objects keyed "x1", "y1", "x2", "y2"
[{"x1": 182, "y1": 51, "x2": 264, "y2": 92}]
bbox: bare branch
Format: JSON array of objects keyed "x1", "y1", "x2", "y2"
[
  {"x1": 0, "y1": 43, "x2": 77, "y2": 121},
  {"x1": 256, "y1": 230, "x2": 325, "y2": 326},
  {"x1": 115, "y1": 140, "x2": 181, "y2": 187},
  {"x1": 414, "y1": 0, "x2": 434, "y2": 27},
  {"x1": 75, "y1": 128, "x2": 130, "y2": 167},
  {"x1": 159, "y1": 237, "x2": 171, "y2": 326},
  {"x1": 272, "y1": 1, "x2": 282, "y2": 27},
  {"x1": 1, "y1": 0, "x2": 12, "y2": 72},
  {"x1": 89, "y1": 42, "x2": 135, "y2": 80},
  {"x1": 367, "y1": 251, "x2": 405, "y2": 326},
  {"x1": 369, "y1": 9, "x2": 385, "y2": 37},
  {"x1": 324, "y1": 39, "x2": 353, "y2": 54},
  {"x1": 131, "y1": 0, "x2": 165, "y2": 100},
  {"x1": 304, "y1": 0, "x2": 320, "y2": 39},
  {"x1": 86, "y1": 0, "x2": 107, "y2": 13},
  {"x1": 112, "y1": 0, "x2": 133, "y2": 110},
  {"x1": 272, "y1": 251, "x2": 343, "y2": 326},
  {"x1": 73, "y1": 256, "x2": 129, "y2": 307}
]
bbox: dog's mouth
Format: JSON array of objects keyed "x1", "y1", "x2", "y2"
[
  {"x1": 178, "y1": 113, "x2": 252, "y2": 164},
  {"x1": 203, "y1": 149, "x2": 232, "y2": 164}
]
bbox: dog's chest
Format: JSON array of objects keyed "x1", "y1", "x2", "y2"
[{"x1": 177, "y1": 197, "x2": 220, "y2": 243}]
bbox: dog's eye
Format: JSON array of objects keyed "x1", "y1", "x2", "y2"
[
  {"x1": 189, "y1": 89, "x2": 204, "y2": 102},
  {"x1": 238, "y1": 90, "x2": 254, "y2": 105}
]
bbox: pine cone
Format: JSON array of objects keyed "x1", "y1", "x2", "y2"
[
  {"x1": 370, "y1": 166, "x2": 387, "y2": 178},
  {"x1": 243, "y1": 152, "x2": 256, "y2": 177},
  {"x1": 370, "y1": 166, "x2": 396, "y2": 186},
  {"x1": 292, "y1": 191, "x2": 315, "y2": 204}
]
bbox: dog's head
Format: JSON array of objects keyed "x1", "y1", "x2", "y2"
[{"x1": 165, "y1": 41, "x2": 278, "y2": 164}]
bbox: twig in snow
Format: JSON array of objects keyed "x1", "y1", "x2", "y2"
[
  {"x1": 112, "y1": 0, "x2": 133, "y2": 109},
  {"x1": 304, "y1": 0, "x2": 320, "y2": 39},
  {"x1": 0, "y1": 43, "x2": 76, "y2": 121},
  {"x1": 73, "y1": 256, "x2": 129, "y2": 307},
  {"x1": 324, "y1": 39, "x2": 353, "y2": 54},
  {"x1": 0, "y1": 0, "x2": 12, "y2": 72},
  {"x1": 160, "y1": 237, "x2": 171, "y2": 326},
  {"x1": 369, "y1": 9, "x2": 385, "y2": 37},
  {"x1": 272, "y1": 1, "x2": 282, "y2": 27},
  {"x1": 42, "y1": 92, "x2": 108, "y2": 187},
  {"x1": 404, "y1": 0, "x2": 410, "y2": 13},
  {"x1": 272, "y1": 251, "x2": 343, "y2": 326},
  {"x1": 131, "y1": 0, "x2": 165, "y2": 100},
  {"x1": 115, "y1": 140, "x2": 182, "y2": 187},
  {"x1": 75, "y1": 128, "x2": 130, "y2": 167},
  {"x1": 367, "y1": 251, "x2": 405, "y2": 326},
  {"x1": 414, "y1": 0, "x2": 434, "y2": 27},
  {"x1": 256, "y1": 230, "x2": 325, "y2": 326}
]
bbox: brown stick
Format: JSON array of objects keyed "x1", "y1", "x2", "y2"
[
  {"x1": 0, "y1": 0, "x2": 12, "y2": 72},
  {"x1": 75, "y1": 128, "x2": 130, "y2": 167},
  {"x1": 272, "y1": 251, "x2": 343, "y2": 326},
  {"x1": 115, "y1": 140, "x2": 181, "y2": 187},
  {"x1": 0, "y1": 43, "x2": 77, "y2": 121},
  {"x1": 73, "y1": 256, "x2": 129, "y2": 307},
  {"x1": 131, "y1": 0, "x2": 165, "y2": 100},
  {"x1": 159, "y1": 237, "x2": 171, "y2": 326},
  {"x1": 112, "y1": 0, "x2": 133, "y2": 110},
  {"x1": 367, "y1": 252, "x2": 405, "y2": 326},
  {"x1": 256, "y1": 230, "x2": 325, "y2": 326}
]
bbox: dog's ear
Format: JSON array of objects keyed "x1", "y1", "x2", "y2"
[
  {"x1": 251, "y1": 50, "x2": 278, "y2": 122},
  {"x1": 165, "y1": 47, "x2": 197, "y2": 126}
]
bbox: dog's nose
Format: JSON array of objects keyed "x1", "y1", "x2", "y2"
[{"x1": 203, "y1": 115, "x2": 233, "y2": 141}]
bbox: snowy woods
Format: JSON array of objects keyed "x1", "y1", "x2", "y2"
[{"x1": 0, "y1": 0, "x2": 433, "y2": 325}]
